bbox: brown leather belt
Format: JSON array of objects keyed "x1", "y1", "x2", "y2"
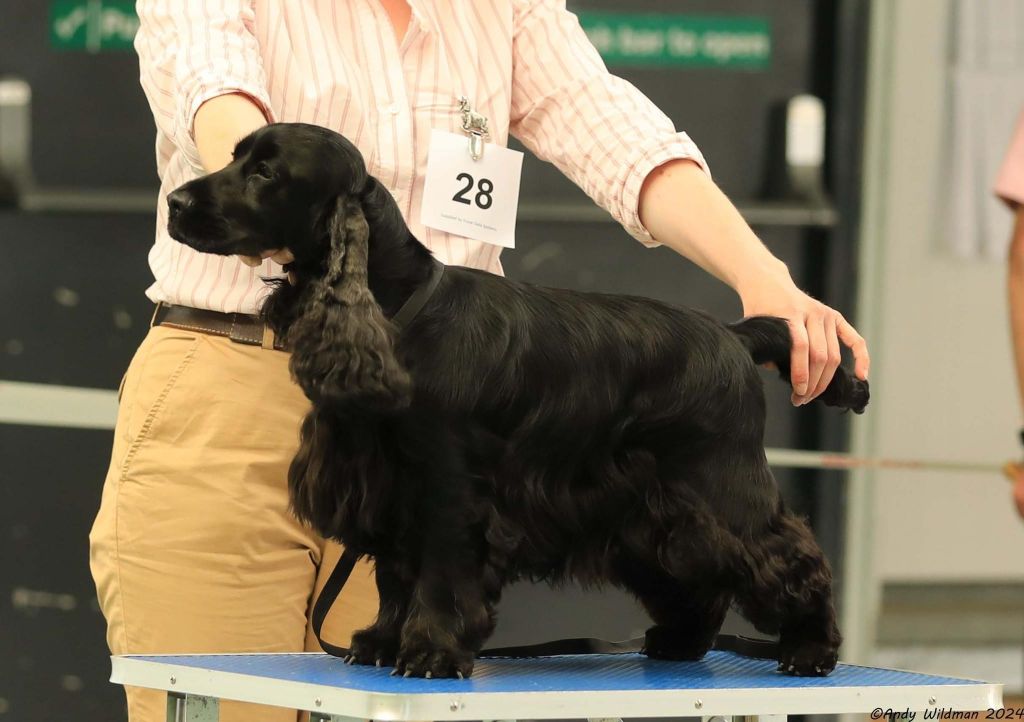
[{"x1": 151, "y1": 302, "x2": 285, "y2": 351}]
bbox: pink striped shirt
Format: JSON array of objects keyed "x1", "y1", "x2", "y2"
[
  {"x1": 135, "y1": 0, "x2": 708, "y2": 314},
  {"x1": 996, "y1": 108, "x2": 1024, "y2": 210}
]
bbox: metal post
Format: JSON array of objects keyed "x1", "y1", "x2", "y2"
[
  {"x1": 163, "y1": 694, "x2": 219, "y2": 722},
  {"x1": 166, "y1": 692, "x2": 185, "y2": 722}
]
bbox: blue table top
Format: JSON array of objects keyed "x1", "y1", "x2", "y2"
[{"x1": 124, "y1": 651, "x2": 981, "y2": 695}]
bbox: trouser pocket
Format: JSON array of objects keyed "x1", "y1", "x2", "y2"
[{"x1": 116, "y1": 326, "x2": 201, "y2": 478}]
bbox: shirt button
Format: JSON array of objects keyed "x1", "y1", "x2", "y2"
[{"x1": 388, "y1": 103, "x2": 401, "y2": 115}]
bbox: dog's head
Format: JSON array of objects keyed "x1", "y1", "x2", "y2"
[
  {"x1": 168, "y1": 123, "x2": 370, "y2": 261},
  {"x1": 167, "y1": 122, "x2": 411, "y2": 411}
]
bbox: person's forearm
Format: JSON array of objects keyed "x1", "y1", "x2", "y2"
[
  {"x1": 1007, "y1": 206, "x2": 1024, "y2": 414},
  {"x1": 638, "y1": 157, "x2": 869, "y2": 396},
  {"x1": 194, "y1": 92, "x2": 269, "y2": 172},
  {"x1": 638, "y1": 158, "x2": 791, "y2": 294}
]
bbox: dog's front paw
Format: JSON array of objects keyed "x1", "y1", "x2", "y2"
[
  {"x1": 393, "y1": 638, "x2": 474, "y2": 679},
  {"x1": 776, "y1": 639, "x2": 838, "y2": 677},
  {"x1": 348, "y1": 626, "x2": 400, "y2": 668}
]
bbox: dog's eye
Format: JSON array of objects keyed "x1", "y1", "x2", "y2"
[{"x1": 252, "y1": 161, "x2": 275, "y2": 181}]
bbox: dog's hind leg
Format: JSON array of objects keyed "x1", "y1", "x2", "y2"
[
  {"x1": 613, "y1": 503, "x2": 737, "y2": 662},
  {"x1": 627, "y1": 570, "x2": 733, "y2": 661},
  {"x1": 732, "y1": 510, "x2": 842, "y2": 676}
]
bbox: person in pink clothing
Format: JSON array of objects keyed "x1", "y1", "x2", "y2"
[
  {"x1": 999, "y1": 108, "x2": 1024, "y2": 519},
  {"x1": 89, "y1": 2, "x2": 871, "y2": 720}
]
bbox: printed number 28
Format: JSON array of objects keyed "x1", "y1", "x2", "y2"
[{"x1": 453, "y1": 173, "x2": 494, "y2": 209}]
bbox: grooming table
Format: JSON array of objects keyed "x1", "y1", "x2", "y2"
[{"x1": 110, "y1": 651, "x2": 1002, "y2": 722}]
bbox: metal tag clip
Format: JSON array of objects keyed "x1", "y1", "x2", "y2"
[{"x1": 458, "y1": 95, "x2": 489, "y2": 161}]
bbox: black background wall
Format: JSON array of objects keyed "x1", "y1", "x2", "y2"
[{"x1": 0, "y1": 1, "x2": 866, "y2": 719}]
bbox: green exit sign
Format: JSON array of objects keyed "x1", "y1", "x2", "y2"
[
  {"x1": 578, "y1": 12, "x2": 772, "y2": 70},
  {"x1": 51, "y1": 0, "x2": 139, "y2": 52}
]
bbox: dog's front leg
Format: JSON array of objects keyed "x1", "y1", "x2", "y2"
[
  {"x1": 348, "y1": 557, "x2": 411, "y2": 667},
  {"x1": 393, "y1": 551, "x2": 493, "y2": 679}
]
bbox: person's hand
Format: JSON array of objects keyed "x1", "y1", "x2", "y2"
[
  {"x1": 239, "y1": 248, "x2": 294, "y2": 268},
  {"x1": 738, "y1": 265, "x2": 869, "y2": 406},
  {"x1": 240, "y1": 249, "x2": 297, "y2": 284}
]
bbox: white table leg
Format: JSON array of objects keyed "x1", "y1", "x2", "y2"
[{"x1": 166, "y1": 692, "x2": 219, "y2": 722}]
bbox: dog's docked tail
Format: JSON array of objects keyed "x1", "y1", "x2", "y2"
[{"x1": 728, "y1": 316, "x2": 869, "y2": 414}]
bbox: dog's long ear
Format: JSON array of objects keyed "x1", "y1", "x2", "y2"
[{"x1": 286, "y1": 196, "x2": 412, "y2": 411}]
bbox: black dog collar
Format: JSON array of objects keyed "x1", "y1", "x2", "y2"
[{"x1": 391, "y1": 257, "x2": 445, "y2": 329}]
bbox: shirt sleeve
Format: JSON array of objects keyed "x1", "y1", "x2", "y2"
[
  {"x1": 995, "y1": 108, "x2": 1024, "y2": 210},
  {"x1": 134, "y1": 0, "x2": 275, "y2": 170},
  {"x1": 509, "y1": 0, "x2": 709, "y2": 247}
]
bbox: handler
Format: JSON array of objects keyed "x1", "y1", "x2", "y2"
[{"x1": 89, "y1": 2, "x2": 870, "y2": 720}]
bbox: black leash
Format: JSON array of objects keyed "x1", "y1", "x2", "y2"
[
  {"x1": 390, "y1": 257, "x2": 445, "y2": 329},
  {"x1": 311, "y1": 547, "x2": 361, "y2": 658},
  {"x1": 312, "y1": 548, "x2": 780, "y2": 663}
]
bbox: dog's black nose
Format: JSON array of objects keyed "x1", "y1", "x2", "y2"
[{"x1": 166, "y1": 189, "x2": 194, "y2": 221}]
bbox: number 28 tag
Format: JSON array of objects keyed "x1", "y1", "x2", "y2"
[{"x1": 420, "y1": 129, "x2": 524, "y2": 249}]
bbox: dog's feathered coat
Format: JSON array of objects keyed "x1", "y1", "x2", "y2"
[{"x1": 167, "y1": 123, "x2": 869, "y2": 679}]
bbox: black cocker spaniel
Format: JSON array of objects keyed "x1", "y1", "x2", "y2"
[{"x1": 167, "y1": 122, "x2": 868, "y2": 679}]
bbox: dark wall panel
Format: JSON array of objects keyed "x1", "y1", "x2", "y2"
[
  {"x1": 1, "y1": 7, "x2": 155, "y2": 188},
  {"x1": 524, "y1": 0, "x2": 814, "y2": 202},
  {"x1": 0, "y1": 212, "x2": 156, "y2": 387},
  {"x1": 1, "y1": 425, "x2": 126, "y2": 721}
]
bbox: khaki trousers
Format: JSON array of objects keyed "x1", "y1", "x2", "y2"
[{"x1": 89, "y1": 324, "x2": 379, "y2": 722}]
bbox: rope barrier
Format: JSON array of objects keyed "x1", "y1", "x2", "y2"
[{"x1": 764, "y1": 447, "x2": 1019, "y2": 480}]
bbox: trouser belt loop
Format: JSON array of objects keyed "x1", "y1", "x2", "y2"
[
  {"x1": 262, "y1": 325, "x2": 276, "y2": 351},
  {"x1": 149, "y1": 301, "x2": 163, "y2": 328}
]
